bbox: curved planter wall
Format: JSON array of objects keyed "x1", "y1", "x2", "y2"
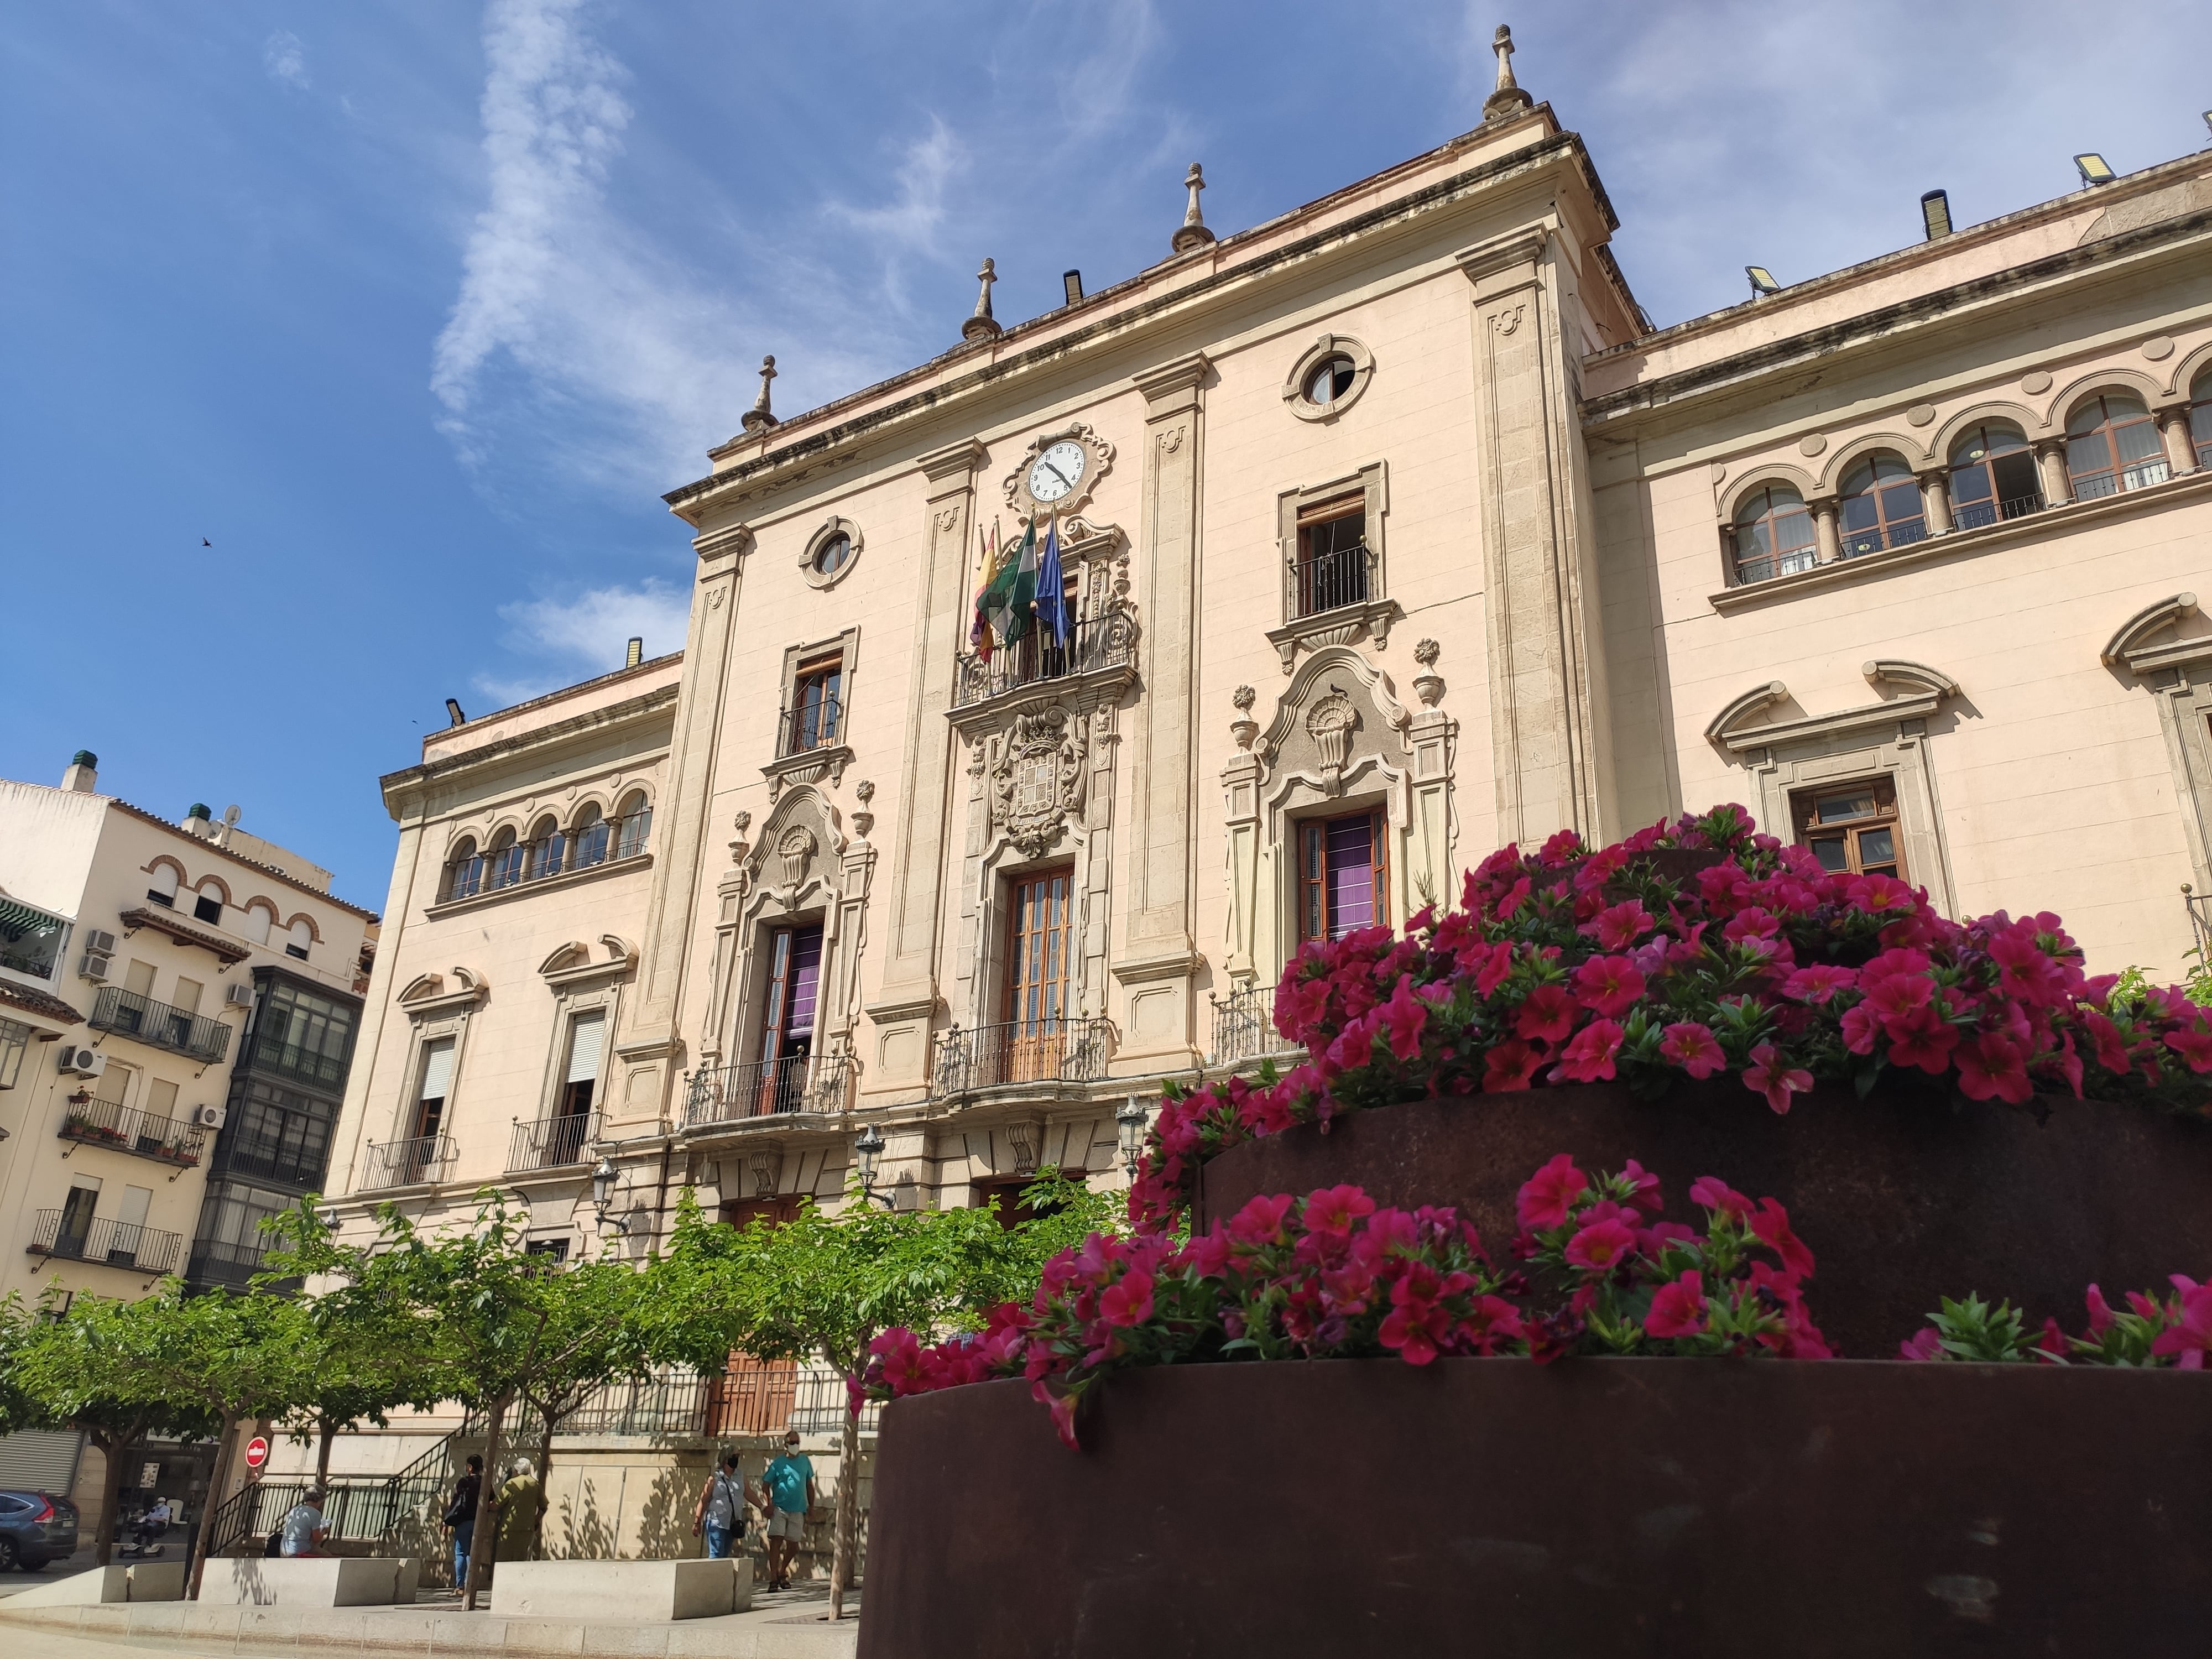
[
  {"x1": 1196, "y1": 1082, "x2": 2212, "y2": 1357},
  {"x1": 858, "y1": 1363, "x2": 2210, "y2": 1657}
]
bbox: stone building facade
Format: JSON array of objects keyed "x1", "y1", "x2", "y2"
[{"x1": 310, "y1": 56, "x2": 2212, "y2": 1558}]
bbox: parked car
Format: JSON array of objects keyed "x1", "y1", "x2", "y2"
[{"x1": 0, "y1": 1490, "x2": 79, "y2": 1570}]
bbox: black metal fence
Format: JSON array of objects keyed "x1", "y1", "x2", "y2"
[
  {"x1": 56, "y1": 1094, "x2": 207, "y2": 1167},
  {"x1": 1291, "y1": 542, "x2": 1372, "y2": 618},
  {"x1": 508, "y1": 1112, "x2": 599, "y2": 1172},
  {"x1": 1950, "y1": 493, "x2": 2044, "y2": 533},
  {"x1": 686, "y1": 1053, "x2": 853, "y2": 1126},
  {"x1": 930, "y1": 1016, "x2": 1113, "y2": 1097},
  {"x1": 1209, "y1": 984, "x2": 1295, "y2": 1068},
  {"x1": 778, "y1": 696, "x2": 844, "y2": 757},
  {"x1": 88, "y1": 986, "x2": 232, "y2": 1063},
  {"x1": 27, "y1": 1209, "x2": 183, "y2": 1274}
]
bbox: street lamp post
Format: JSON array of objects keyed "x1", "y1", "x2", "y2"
[
  {"x1": 1115, "y1": 1095, "x2": 1150, "y2": 1179},
  {"x1": 590, "y1": 1156, "x2": 628, "y2": 1235},
  {"x1": 853, "y1": 1124, "x2": 895, "y2": 1209}
]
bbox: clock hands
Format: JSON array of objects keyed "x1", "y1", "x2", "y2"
[{"x1": 1040, "y1": 459, "x2": 1076, "y2": 492}]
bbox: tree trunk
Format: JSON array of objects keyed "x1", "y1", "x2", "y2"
[
  {"x1": 86, "y1": 1419, "x2": 145, "y2": 1569},
  {"x1": 315, "y1": 1416, "x2": 336, "y2": 1486},
  {"x1": 828, "y1": 1368, "x2": 862, "y2": 1621},
  {"x1": 186, "y1": 1412, "x2": 242, "y2": 1601},
  {"x1": 530, "y1": 1416, "x2": 555, "y2": 1561},
  {"x1": 462, "y1": 1394, "x2": 510, "y2": 1613}
]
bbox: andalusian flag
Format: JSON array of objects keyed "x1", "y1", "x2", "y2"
[
  {"x1": 969, "y1": 518, "x2": 1001, "y2": 661},
  {"x1": 985, "y1": 515, "x2": 1037, "y2": 645}
]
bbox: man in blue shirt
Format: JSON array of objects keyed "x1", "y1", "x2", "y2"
[{"x1": 758, "y1": 1433, "x2": 816, "y2": 1592}]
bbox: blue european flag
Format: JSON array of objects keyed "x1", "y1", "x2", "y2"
[{"x1": 1034, "y1": 514, "x2": 1070, "y2": 646}]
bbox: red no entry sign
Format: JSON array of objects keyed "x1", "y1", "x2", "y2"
[{"x1": 243, "y1": 1436, "x2": 269, "y2": 1470}]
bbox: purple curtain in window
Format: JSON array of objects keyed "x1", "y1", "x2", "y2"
[
  {"x1": 1326, "y1": 817, "x2": 1375, "y2": 937},
  {"x1": 784, "y1": 926, "x2": 823, "y2": 1038}
]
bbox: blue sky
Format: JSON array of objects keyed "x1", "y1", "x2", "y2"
[{"x1": 7, "y1": 0, "x2": 2209, "y2": 907}]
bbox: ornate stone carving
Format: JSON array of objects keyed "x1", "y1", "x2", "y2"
[
  {"x1": 1231, "y1": 684, "x2": 1260, "y2": 751},
  {"x1": 852, "y1": 779, "x2": 877, "y2": 840},
  {"x1": 1001, "y1": 423, "x2": 1115, "y2": 520},
  {"x1": 748, "y1": 1148, "x2": 782, "y2": 1197},
  {"x1": 775, "y1": 826, "x2": 818, "y2": 905},
  {"x1": 989, "y1": 705, "x2": 1088, "y2": 858},
  {"x1": 1413, "y1": 639, "x2": 1446, "y2": 708},
  {"x1": 1306, "y1": 686, "x2": 1360, "y2": 795},
  {"x1": 728, "y1": 811, "x2": 753, "y2": 863},
  {"x1": 1007, "y1": 1119, "x2": 1041, "y2": 1175}
]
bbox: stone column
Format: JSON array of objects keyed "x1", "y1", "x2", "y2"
[
  {"x1": 613, "y1": 520, "x2": 750, "y2": 1128},
  {"x1": 1113, "y1": 352, "x2": 1211, "y2": 1068},
  {"x1": 1219, "y1": 689, "x2": 1262, "y2": 985},
  {"x1": 1405, "y1": 640, "x2": 1458, "y2": 912},
  {"x1": 1916, "y1": 468, "x2": 1953, "y2": 535},
  {"x1": 2033, "y1": 437, "x2": 2074, "y2": 507},
  {"x1": 2156, "y1": 403, "x2": 2199, "y2": 476},
  {"x1": 1457, "y1": 228, "x2": 1608, "y2": 844},
  {"x1": 864, "y1": 439, "x2": 986, "y2": 1093},
  {"x1": 1809, "y1": 496, "x2": 1842, "y2": 564}
]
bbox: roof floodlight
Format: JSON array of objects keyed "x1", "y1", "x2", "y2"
[
  {"x1": 1919, "y1": 189, "x2": 1952, "y2": 241},
  {"x1": 2073, "y1": 153, "x2": 2115, "y2": 185},
  {"x1": 1745, "y1": 265, "x2": 1781, "y2": 298}
]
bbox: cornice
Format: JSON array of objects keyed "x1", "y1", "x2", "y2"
[
  {"x1": 382, "y1": 684, "x2": 680, "y2": 808},
  {"x1": 665, "y1": 131, "x2": 1613, "y2": 522}
]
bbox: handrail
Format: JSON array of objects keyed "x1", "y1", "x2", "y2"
[
  {"x1": 361, "y1": 1134, "x2": 456, "y2": 1189},
  {"x1": 26, "y1": 1209, "x2": 183, "y2": 1273},
  {"x1": 508, "y1": 1111, "x2": 600, "y2": 1171},
  {"x1": 1208, "y1": 984, "x2": 1297, "y2": 1068},
  {"x1": 56, "y1": 1094, "x2": 207, "y2": 1167},
  {"x1": 1288, "y1": 541, "x2": 1373, "y2": 619},
  {"x1": 953, "y1": 609, "x2": 1135, "y2": 708},
  {"x1": 87, "y1": 986, "x2": 232, "y2": 1063},
  {"x1": 929, "y1": 1016, "x2": 1113, "y2": 1098},
  {"x1": 686, "y1": 1053, "x2": 853, "y2": 1126}
]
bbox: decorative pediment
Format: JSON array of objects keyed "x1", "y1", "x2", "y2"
[
  {"x1": 1706, "y1": 661, "x2": 1960, "y2": 754},
  {"x1": 1255, "y1": 645, "x2": 1412, "y2": 789},
  {"x1": 742, "y1": 786, "x2": 844, "y2": 915},
  {"x1": 398, "y1": 966, "x2": 487, "y2": 1017},
  {"x1": 539, "y1": 935, "x2": 638, "y2": 987},
  {"x1": 2103, "y1": 593, "x2": 2212, "y2": 678}
]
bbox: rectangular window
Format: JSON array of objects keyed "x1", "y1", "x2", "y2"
[
  {"x1": 1792, "y1": 779, "x2": 1906, "y2": 880},
  {"x1": 58, "y1": 1177, "x2": 101, "y2": 1254},
  {"x1": 1300, "y1": 810, "x2": 1390, "y2": 942},
  {"x1": 1001, "y1": 868, "x2": 1075, "y2": 1084},
  {"x1": 147, "y1": 1078, "x2": 179, "y2": 1119},
  {"x1": 231, "y1": 1080, "x2": 333, "y2": 1185},
  {"x1": 193, "y1": 891, "x2": 224, "y2": 926},
  {"x1": 252, "y1": 979, "x2": 357, "y2": 1088},
  {"x1": 560, "y1": 1010, "x2": 606, "y2": 1118},
  {"x1": 414, "y1": 1037, "x2": 455, "y2": 1140},
  {"x1": 524, "y1": 1238, "x2": 571, "y2": 1263},
  {"x1": 1295, "y1": 499, "x2": 1369, "y2": 618},
  {"x1": 784, "y1": 655, "x2": 844, "y2": 755},
  {"x1": 0, "y1": 1018, "x2": 30, "y2": 1089},
  {"x1": 124, "y1": 959, "x2": 156, "y2": 998},
  {"x1": 754, "y1": 926, "x2": 823, "y2": 1114}
]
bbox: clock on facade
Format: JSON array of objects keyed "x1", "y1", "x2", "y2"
[{"x1": 1004, "y1": 422, "x2": 1114, "y2": 519}]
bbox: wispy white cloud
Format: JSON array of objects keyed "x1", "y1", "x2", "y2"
[
  {"x1": 474, "y1": 578, "x2": 691, "y2": 706},
  {"x1": 263, "y1": 30, "x2": 309, "y2": 90},
  {"x1": 826, "y1": 117, "x2": 963, "y2": 254}
]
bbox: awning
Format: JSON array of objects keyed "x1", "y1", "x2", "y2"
[{"x1": 0, "y1": 897, "x2": 66, "y2": 945}]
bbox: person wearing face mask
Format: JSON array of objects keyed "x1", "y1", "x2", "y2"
[{"x1": 759, "y1": 1432, "x2": 817, "y2": 1592}]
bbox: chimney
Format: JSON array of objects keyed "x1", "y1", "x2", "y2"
[
  {"x1": 185, "y1": 802, "x2": 213, "y2": 838},
  {"x1": 61, "y1": 750, "x2": 98, "y2": 794},
  {"x1": 626, "y1": 637, "x2": 644, "y2": 669}
]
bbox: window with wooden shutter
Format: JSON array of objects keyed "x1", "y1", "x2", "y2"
[
  {"x1": 1792, "y1": 779, "x2": 1906, "y2": 881},
  {"x1": 1298, "y1": 810, "x2": 1390, "y2": 942}
]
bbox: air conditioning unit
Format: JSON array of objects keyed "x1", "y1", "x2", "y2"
[
  {"x1": 84, "y1": 928, "x2": 117, "y2": 957},
  {"x1": 191, "y1": 1104, "x2": 227, "y2": 1130},
  {"x1": 225, "y1": 982, "x2": 255, "y2": 1010},
  {"x1": 57, "y1": 1046, "x2": 108, "y2": 1079},
  {"x1": 79, "y1": 952, "x2": 112, "y2": 983}
]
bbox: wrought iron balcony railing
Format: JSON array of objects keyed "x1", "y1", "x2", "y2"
[
  {"x1": 1949, "y1": 493, "x2": 2043, "y2": 533},
  {"x1": 361, "y1": 1133, "x2": 456, "y2": 1189},
  {"x1": 953, "y1": 609, "x2": 1136, "y2": 708},
  {"x1": 778, "y1": 697, "x2": 845, "y2": 758},
  {"x1": 686, "y1": 1053, "x2": 853, "y2": 1128},
  {"x1": 27, "y1": 1209, "x2": 183, "y2": 1274},
  {"x1": 1208, "y1": 984, "x2": 1299, "y2": 1069},
  {"x1": 88, "y1": 986, "x2": 232, "y2": 1064},
  {"x1": 56, "y1": 1094, "x2": 207, "y2": 1168},
  {"x1": 929, "y1": 1016, "x2": 1113, "y2": 1098},
  {"x1": 509, "y1": 1110, "x2": 600, "y2": 1171},
  {"x1": 1290, "y1": 542, "x2": 1373, "y2": 619},
  {"x1": 444, "y1": 809, "x2": 652, "y2": 902}
]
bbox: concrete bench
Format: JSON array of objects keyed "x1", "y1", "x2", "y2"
[
  {"x1": 213, "y1": 1556, "x2": 420, "y2": 1607},
  {"x1": 2, "y1": 1562, "x2": 186, "y2": 1605},
  {"x1": 490, "y1": 1557, "x2": 753, "y2": 1621}
]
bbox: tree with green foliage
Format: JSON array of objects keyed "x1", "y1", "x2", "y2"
[
  {"x1": 638, "y1": 1170, "x2": 1119, "y2": 1621},
  {"x1": 512, "y1": 1256, "x2": 652, "y2": 1558}
]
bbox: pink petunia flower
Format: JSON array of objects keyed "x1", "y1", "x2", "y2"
[
  {"x1": 1481, "y1": 1038, "x2": 1545, "y2": 1093},
  {"x1": 1955, "y1": 1032, "x2": 2033, "y2": 1104},
  {"x1": 1581, "y1": 900, "x2": 1656, "y2": 952},
  {"x1": 1687, "y1": 1176, "x2": 1752, "y2": 1220},
  {"x1": 1571, "y1": 956, "x2": 1646, "y2": 1019},
  {"x1": 1645, "y1": 1271, "x2": 1707, "y2": 1339},
  {"x1": 2084, "y1": 1284, "x2": 2115, "y2": 1335},
  {"x1": 1515, "y1": 1153, "x2": 1588, "y2": 1232},
  {"x1": 2163, "y1": 1026, "x2": 2212, "y2": 1073},
  {"x1": 1898, "y1": 1327, "x2": 1943, "y2": 1361},
  {"x1": 1780, "y1": 963, "x2": 1858, "y2": 1005},
  {"x1": 1302, "y1": 1184, "x2": 1378, "y2": 1238},
  {"x1": 1379, "y1": 974, "x2": 1430, "y2": 1062},
  {"x1": 1619, "y1": 1158, "x2": 1663, "y2": 1214},
  {"x1": 1548, "y1": 1019, "x2": 1625, "y2": 1084},
  {"x1": 1514, "y1": 984, "x2": 1578, "y2": 1044},
  {"x1": 2150, "y1": 1282, "x2": 2212, "y2": 1369},
  {"x1": 1227, "y1": 1193, "x2": 1295, "y2": 1245},
  {"x1": 1741, "y1": 1043, "x2": 1814, "y2": 1114},
  {"x1": 1658, "y1": 1021, "x2": 1725, "y2": 1079},
  {"x1": 1750, "y1": 1198, "x2": 1816, "y2": 1280},
  {"x1": 1564, "y1": 1217, "x2": 1639, "y2": 1274},
  {"x1": 1098, "y1": 1267, "x2": 1155, "y2": 1328}
]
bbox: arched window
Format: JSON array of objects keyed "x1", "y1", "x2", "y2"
[
  {"x1": 571, "y1": 804, "x2": 611, "y2": 871},
  {"x1": 445, "y1": 838, "x2": 483, "y2": 902},
  {"x1": 145, "y1": 864, "x2": 180, "y2": 909},
  {"x1": 1948, "y1": 422, "x2": 2041, "y2": 530},
  {"x1": 240, "y1": 902, "x2": 275, "y2": 946},
  {"x1": 615, "y1": 791, "x2": 652, "y2": 859},
  {"x1": 1837, "y1": 453, "x2": 1926, "y2": 557},
  {"x1": 2189, "y1": 368, "x2": 2211, "y2": 471},
  {"x1": 525, "y1": 815, "x2": 566, "y2": 881},
  {"x1": 284, "y1": 919, "x2": 313, "y2": 962},
  {"x1": 2067, "y1": 392, "x2": 2167, "y2": 499},
  {"x1": 1730, "y1": 484, "x2": 1817, "y2": 585},
  {"x1": 192, "y1": 879, "x2": 226, "y2": 926},
  {"x1": 486, "y1": 826, "x2": 524, "y2": 891}
]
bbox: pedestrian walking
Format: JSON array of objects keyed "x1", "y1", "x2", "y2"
[
  {"x1": 691, "y1": 1452, "x2": 748, "y2": 1559},
  {"x1": 443, "y1": 1454, "x2": 483, "y2": 1588},
  {"x1": 759, "y1": 1432, "x2": 816, "y2": 1592}
]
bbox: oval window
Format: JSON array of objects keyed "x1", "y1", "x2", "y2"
[
  {"x1": 813, "y1": 533, "x2": 852, "y2": 577},
  {"x1": 1304, "y1": 357, "x2": 1357, "y2": 406}
]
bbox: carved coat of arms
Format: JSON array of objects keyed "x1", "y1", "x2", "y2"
[{"x1": 989, "y1": 706, "x2": 1088, "y2": 858}]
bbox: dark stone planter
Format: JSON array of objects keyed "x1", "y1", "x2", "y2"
[
  {"x1": 1196, "y1": 1082, "x2": 2212, "y2": 1357},
  {"x1": 858, "y1": 1362, "x2": 2210, "y2": 1657}
]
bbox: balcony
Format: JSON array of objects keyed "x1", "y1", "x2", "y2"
[
  {"x1": 359, "y1": 1133, "x2": 456, "y2": 1189},
  {"x1": 185, "y1": 1235, "x2": 272, "y2": 1289},
  {"x1": 929, "y1": 1016, "x2": 1113, "y2": 1099},
  {"x1": 27, "y1": 1210, "x2": 183, "y2": 1275},
  {"x1": 778, "y1": 696, "x2": 844, "y2": 758},
  {"x1": 508, "y1": 1111, "x2": 601, "y2": 1172},
  {"x1": 1208, "y1": 984, "x2": 1300, "y2": 1070},
  {"x1": 952, "y1": 610, "x2": 1138, "y2": 709},
  {"x1": 1948, "y1": 493, "x2": 2043, "y2": 533},
  {"x1": 56, "y1": 1095, "x2": 206, "y2": 1170},
  {"x1": 88, "y1": 986, "x2": 232, "y2": 1065},
  {"x1": 686, "y1": 1053, "x2": 853, "y2": 1129},
  {"x1": 1291, "y1": 541, "x2": 1373, "y2": 619},
  {"x1": 441, "y1": 809, "x2": 652, "y2": 906}
]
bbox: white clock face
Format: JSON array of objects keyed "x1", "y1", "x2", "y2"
[{"x1": 1026, "y1": 440, "x2": 1087, "y2": 504}]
